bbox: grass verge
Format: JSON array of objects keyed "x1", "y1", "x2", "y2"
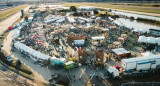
[
  {"x1": 0, "y1": 52, "x2": 34, "y2": 80},
  {"x1": 0, "y1": 5, "x2": 28, "y2": 22},
  {"x1": 9, "y1": 66, "x2": 34, "y2": 80}
]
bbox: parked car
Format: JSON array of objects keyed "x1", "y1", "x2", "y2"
[{"x1": 51, "y1": 73, "x2": 59, "y2": 79}]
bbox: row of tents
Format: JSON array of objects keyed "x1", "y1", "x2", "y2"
[{"x1": 14, "y1": 41, "x2": 50, "y2": 60}]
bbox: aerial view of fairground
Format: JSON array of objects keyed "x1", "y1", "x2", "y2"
[{"x1": 0, "y1": 0, "x2": 160, "y2": 86}]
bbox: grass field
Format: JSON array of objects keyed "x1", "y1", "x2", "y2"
[
  {"x1": 0, "y1": 5, "x2": 28, "y2": 22},
  {"x1": 63, "y1": 3, "x2": 160, "y2": 14}
]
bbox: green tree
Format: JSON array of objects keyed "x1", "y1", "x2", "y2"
[
  {"x1": 70, "y1": 6, "x2": 77, "y2": 12},
  {"x1": 93, "y1": 10, "x2": 99, "y2": 15}
]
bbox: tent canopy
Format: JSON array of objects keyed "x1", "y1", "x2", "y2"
[
  {"x1": 74, "y1": 40, "x2": 85, "y2": 45},
  {"x1": 13, "y1": 29, "x2": 20, "y2": 38},
  {"x1": 91, "y1": 36, "x2": 105, "y2": 40},
  {"x1": 156, "y1": 38, "x2": 160, "y2": 45},
  {"x1": 14, "y1": 41, "x2": 50, "y2": 60},
  {"x1": 138, "y1": 36, "x2": 156, "y2": 44},
  {"x1": 146, "y1": 37, "x2": 156, "y2": 44},
  {"x1": 141, "y1": 52, "x2": 154, "y2": 57},
  {"x1": 138, "y1": 36, "x2": 147, "y2": 43}
]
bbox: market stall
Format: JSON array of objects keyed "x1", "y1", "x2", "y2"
[
  {"x1": 113, "y1": 41, "x2": 121, "y2": 48},
  {"x1": 112, "y1": 48, "x2": 131, "y2": 58}
]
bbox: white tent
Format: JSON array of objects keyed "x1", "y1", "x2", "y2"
[
  {"x1": 70, "y1": 26, "x2": 76, "y2": 29},
  {"x1": 113, "y1": 20, "x2": 122, "y2": 26},
  {"x1": 28, "y1": 16, "x2": 33, "y2": 21},
  {"x1": 68, "y1": 17, "x2": 76, "y2": 23},
  {"x1": 108, "y1": 17, "x2": 114, "y2": 21},
  {"x1": 102, "y1": 28, "x2": 109, "y2": 31},
  {"x1": 78, "y1": 17, "x2": 92, "y2": 23},
  {"x1": 14, "y1": 41, "x2": 50, "y2": 60},
  {"x1": 74, "y1": 40, "x2": 85, "y2": 45},
  {"x1": 141, "y1": 52, "x2": 154, "y2": 57},
  {"x1": 91, "y1": 36, "x2": 105, "y2": 40},
  {"x1": 146, "y1": 37, "x2": 156, "y2": 44},
  {"x1": 132, "y1": 28, "x2": 139, "y2": 32},
  {"x1": 13, "y1": 29, "x2": 20, "y2": 38},
  {"x1": 56, "y1": 18, "x2": 65, "y2": 23},
  {"x1": 156, "y1": 38, "x2": 160, "y2": 45},
  {"x1": 138, "y1": 36, "x2": 147, "y2": 43},
  {"x1": 78, "y1": 6, "x2": 97, "y2": 11}
]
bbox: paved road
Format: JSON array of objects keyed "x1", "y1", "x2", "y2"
[{"x1": 0, "y1": 5, "x2": 30, "y2": 35}]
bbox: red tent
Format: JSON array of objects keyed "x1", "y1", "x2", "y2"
[
  {"x1": 100, "y1": 21, "x2": 104, "y2": 23},
  {"x1": 8, "y1": 26, "x2": 13, "y2": 30},
  {"x1": 113, "y1": 66, "x2": 121, "y2": 70}
]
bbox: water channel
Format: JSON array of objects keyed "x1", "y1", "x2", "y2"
[{"x1": 112, "y1": 11, "x2": 160, "y2": 32}]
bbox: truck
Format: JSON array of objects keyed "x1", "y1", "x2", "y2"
[
  {"x1": 121, "y1": 55, "x2": 160, "y2": 72},
  {"x1": 107, "y1": 66, "x2": 119, "y2": 78},
  {"x1": 50, "y1": 57, "x2": 67, "y2": 66},
  {"x1": 64, "y1": 61, "x2": 77, "y2": 70}
]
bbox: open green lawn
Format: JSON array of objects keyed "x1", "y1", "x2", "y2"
[{"x1": 63, "y1": 3, "x2": 160, "y2": 14}]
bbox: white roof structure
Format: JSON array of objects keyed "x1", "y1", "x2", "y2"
[
  {"x1": 156, "y1": 38, "x2": 160, "y2": 45},
  {"x1": 28, "y1": 16, "x2": 33, "y2": 21},
  {"x1": 138, "y1": 36, "x2": 147, "y2": 43},
  {"x1": 113, "y1": 20, "x2": 122, "y2": 26},
  {"x1": 78, "y1": 17, "x2": 92, "y2": 23},
  {"x1": 108, "y1": 17, "x2": 114, "y2": 21},
  {"x1": 146, "y1": 37, "x2": 156, "y2": 44},
  {"x1": 91, "y1": 36, "x2": 105, "y2": 40},
  {"x1": 50, "y1": 56, "x2": 66, "y2": 62},
  {"x1": 14, "y1": 41, "x2": 50, "y2": 60},
  {"x1": 13, "y1": 29, "x2": 20, "y2": 38},
  {"x1": 56, "y1": 18, "x2": 65, "y2": 23},
  {"x1": 44, "y1": 16, "x2": 65, "y2": 23},
  {"x1": 78, "y1": 6, "x2": 97, "y2": 10},
  {"x1": 122, "y1": 55, "x2": 160, "y2": 63},
  {"x1": 102, "y1": 28, "x2": 109, "y2": 31},
  {"x1": 74, "y1": 40, "x2": 85, "y2": 45},
  {"x1": 132, "y1": 28, "x2": 139, "y2": 32},
  {"x1": 67, "y1": 17, "x2": 76, "y2": 23},
  {"x1": 70, "y1": 26, "x2": 76, "y2": 29},
  {"x1": 141, "y1": 52, "x2": 154, "y2": 57},
  {"x1": 96, "y1": 17, "x2": 101, "y2": 20},
  {"x1": 132, "y1": 28, "x2": 147, "y2": 33},
  {"x1": 112, "y1": 48, "x2": 130, "y2": 55},
  {"x1": 108, "y1": 66, "x2": 119, "y2": 74},
  {"x1": 138, "y1": 36, "x2": 156, "y2": 44},
  {"x1": 90, "y1": 16, "x2": 96, "y2": 19},
  {"x1": 65, "y1": 61, "x2": 74, "y2": 65}
]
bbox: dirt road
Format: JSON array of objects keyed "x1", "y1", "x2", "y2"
[{"x1": 0, "y1": 5, "x2": 30, "y2": 35}]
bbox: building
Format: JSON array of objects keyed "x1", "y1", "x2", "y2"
[{"x1": 149, "y1": 29, "x2": 160, "y2": 37}]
